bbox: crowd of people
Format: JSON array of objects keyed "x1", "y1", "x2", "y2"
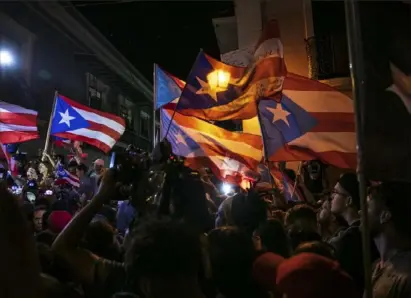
[{"x1": 0, "y1": 144, "x2": 410, "y2": 298}]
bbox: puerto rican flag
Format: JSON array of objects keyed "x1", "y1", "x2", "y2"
[
  {"x1": 53, "y1": 136, "x2": 72, "y2": 147},
  {"x1": 56, "y1": 163, "x2": 80, "y2": 188},
  {"x1": 50, "y1": 94, "x2": 126, "y2": 153},
  {"x1": 0, "y1": 143, "x2": 17, "y2": 176},
  {"x1": 0, "y1": 101, "x2": 39, "y2": 144}
]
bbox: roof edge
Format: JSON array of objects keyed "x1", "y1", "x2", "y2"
[{"x1": 37, "y1": 1, "x2": 153, "y2": 102}]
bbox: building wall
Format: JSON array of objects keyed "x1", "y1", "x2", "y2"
[{"x1": 0, "y1": 2, "x2": 151, "y2": 159}]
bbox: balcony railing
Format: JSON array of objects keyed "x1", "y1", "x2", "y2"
[{"x1": 305, "y1": 33, "x2": 350, "y2": 80}]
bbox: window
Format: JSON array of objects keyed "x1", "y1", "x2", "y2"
[
  {"x1": 120, "y1": 104, "x2": 134, "y2": 131},
  {"x1": 139, "y1": 110, "x2": 150, "y2": 139},
  {"x1": 311, "y1": 1, "x2": 350, "y2": 79},
  {"x1": 87, "y1": 73, "x2": 102, "y2": 110}
]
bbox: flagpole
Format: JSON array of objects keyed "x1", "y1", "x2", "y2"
[
  {"x1": 256, "y1": 105, "x2": 277, "y2": 191},
  {"x1": 153, "y1": 64, "x2": 157, "y2": 149},
  {"x1": 344, "y1": 1, "x2": 372, "y2": 298},
  {"x1": 42, "y1": 90, "x2": 58, "y2": 162}
]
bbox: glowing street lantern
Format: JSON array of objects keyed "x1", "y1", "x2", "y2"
[{"x1": 207, "y1": 69, "x2": 230, "y2": 90}]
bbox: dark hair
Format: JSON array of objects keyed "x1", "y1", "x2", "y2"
[
  {"x1": 68, "y1": 160, "x2": 78, "y2": 168},
  {"x1": 338, "y1": 173, "x2": 361, "y2": 210},
  {"x1": 294, "y1": 241, "x2": 337, "y2": 260},
  {"x1": 231, "y1": 191, "x2": 268, "y2": 233},
  {"x1": 83, "y1": 220, "x2": 121, "y2": 261},
  {"x1": 289, "y1": 230, "x2": 322, "y2": 250},
  {"x1": 255, "y1": 219, "x2": 290, "y2": 258},
  {"x1": 125, "y1": 218, "x2": 202, "y2": 280},
  {"x1": 208, "y1": 226, "x2": 258, "y2": 298},
  {"x1": 285, "y1": 204, "x2": 317, "y2": 227},
  {"x1": 371, "y1": 182, "x2": 411, "y2": 237},
  {"x1": 76, "y1": 163, "x2": 88, "y2": 173}
]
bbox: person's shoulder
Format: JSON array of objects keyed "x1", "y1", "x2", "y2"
[{"x1": 94, "y1": 259, "x2": 126, "y2": 295}]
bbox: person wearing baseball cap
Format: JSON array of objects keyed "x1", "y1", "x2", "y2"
[{"x1": 276, "y1": 253, "x2": 360, "y2": 298}]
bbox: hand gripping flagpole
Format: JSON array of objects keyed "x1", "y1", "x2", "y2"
[
  {"x1": 256, "y1": 101, "x2": 278, "y2": 193},
  {"x1": 344, "y1": 1, "x2": 372, "y2": 298},
  {"x1": 42, "y1": 90, "x2": 58, "y2": 162}
]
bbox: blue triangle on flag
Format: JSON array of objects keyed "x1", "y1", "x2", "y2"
[
  {"x1": 259, "y1": 95, "x2": 318, "y2": 156},
  {"x1": 51, "y1": 96, "x2": 90, "y2": 134}
]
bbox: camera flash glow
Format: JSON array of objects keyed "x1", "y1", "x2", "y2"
[
  {"x1": 0, "y1": 50, "x2": 14, "y2": 67},
  {"x1": 221, "y1": 183, "x2": 233, "y2": 195}
]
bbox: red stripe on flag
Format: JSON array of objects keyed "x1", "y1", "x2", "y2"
[
  {"x1": 0, "y1": 131, "x2": 39, "y2": 144},
  {"x1": 272, "y1": 145, "x2": 357, "y2": 169},
  {"x1": 310, "y1": 113, "x2": 356, "y2": 132},
  {"x1": 54, "y1": 132, "x2": 111, "y2": 153},
  {"x1": 0, "y1": 113, "x2": 38, "y2": 127},
  {"x1": 59, "y1": 95, "x2": 125, "y2": 124},
  {"x1": 283, "y1": 73, "x2": 339, "y2": 91},
  {"x1": 87, "y1": 122, "x2": 122, "y2": 141}
]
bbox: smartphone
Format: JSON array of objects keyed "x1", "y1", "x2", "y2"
[{"x1": 45, "y1": 189, "x2": 53, "y2": 195}]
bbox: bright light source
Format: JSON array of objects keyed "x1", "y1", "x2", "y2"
[
  {"x1": 207, "y1": 69, "x2": 231, "y2": 90},
  {"x1": 221, "y1": 183, "x2": 233, "y2": 195},
  {"x1": 0, "y1": 50, "x2": 14, "y2": 67}
]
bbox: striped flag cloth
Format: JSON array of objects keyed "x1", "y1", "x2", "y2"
[
  {"x1": 50, "y1": 94, "x2": 126, "y2": 153},
  {"x1": 176, "y1": 19, "x2": 286, "y2": 121},
  {"x1": 251, "y1": 73, "x2": 356, "y2": 169},
  {"x1": 154, "y1": 64, "x2": 186, "y2": 109},
  {"x1": 160, "y1": 105, "x2": 263, "y2": 185},
  {"x1": 56, "y1": 164, "x2": 80, "y2": 188},
  {"x1": 281, "y1": 171, "x2": 304, "y2": 202},
  {"x1": 0, "y1": 101, "x2": 39, "y2": 144},
  {"x1": 53, "y1": 136, "x2": 72, "y2": 147}
]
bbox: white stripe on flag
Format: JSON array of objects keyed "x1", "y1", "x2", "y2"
[
  {"x1": 0, "y1": 123, "x2": 38, "y2": 132},
  {"x1": 67, "y1": 128, "x2": 117, "y2": 148},
  {"x1": 0, "y1": 101, "x2": 38, "y2": 115},
  {"x1": 72, "y1": 107, "x2": 125, "y2": 134}
]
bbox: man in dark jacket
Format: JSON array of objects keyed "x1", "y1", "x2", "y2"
[{"x1": 329, "y1": 173, "x2": 378, "y2": 293}]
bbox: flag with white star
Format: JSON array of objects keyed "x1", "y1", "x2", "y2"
[
  {"x1": 154, "y1": 64, "x2": 185, "y2": 109},
  {"x1": 160, "y1": 106, "x2": 263, "y2": 185},
  {"x1": 177, "y1": 20, "x2": 286, "y2": 121},
  {"x1": 248, "y1": 73, "x2": 356, "y2": 169},
  {"x1": 51, "y1": 94, "x2": 126, "y2": 153}
]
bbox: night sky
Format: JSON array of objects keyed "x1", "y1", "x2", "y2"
[{"x1": 75, "y1": 1, "x2": 235, "y2": 83}]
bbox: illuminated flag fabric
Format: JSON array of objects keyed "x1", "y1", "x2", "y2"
[
  {"x1": 0, "y1": 101, "x2": 39, "y2": 144},
  {"x1": 51, "y1": 94, "x2": 126, "y2": 153},
  {"x1": 254, "y1": 163, "x2": 281, "y2": 189},
  {"x1": 160, "y1": 106, "x2": 263, "y2": 184},
  {"x1": 154, "y1": 64, "x2": 185, "y2": 109},
  {"x1": 356, "y1": 1, "x2": 411, "y2": 181},
  {"x1": 56, "y1": 163, "x2": 80, "y2": 188},
  {"x1": 281, "y1": 171, "x2": 304, "y2": 202},
  {"x1": 177, "y1": 19, "x2": 286, "y2": 121},
  {"x1": 244, "y1": 73, "x2": 356, "y2": 169}
]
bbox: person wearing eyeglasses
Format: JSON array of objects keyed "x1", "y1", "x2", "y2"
[{"x1": 329, "y1": 173, "x2": 378, "y2": 294}]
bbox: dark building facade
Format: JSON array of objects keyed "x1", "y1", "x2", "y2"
[{"x1": 0, "y1": 1, "x2": 153, "y2": 161}]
